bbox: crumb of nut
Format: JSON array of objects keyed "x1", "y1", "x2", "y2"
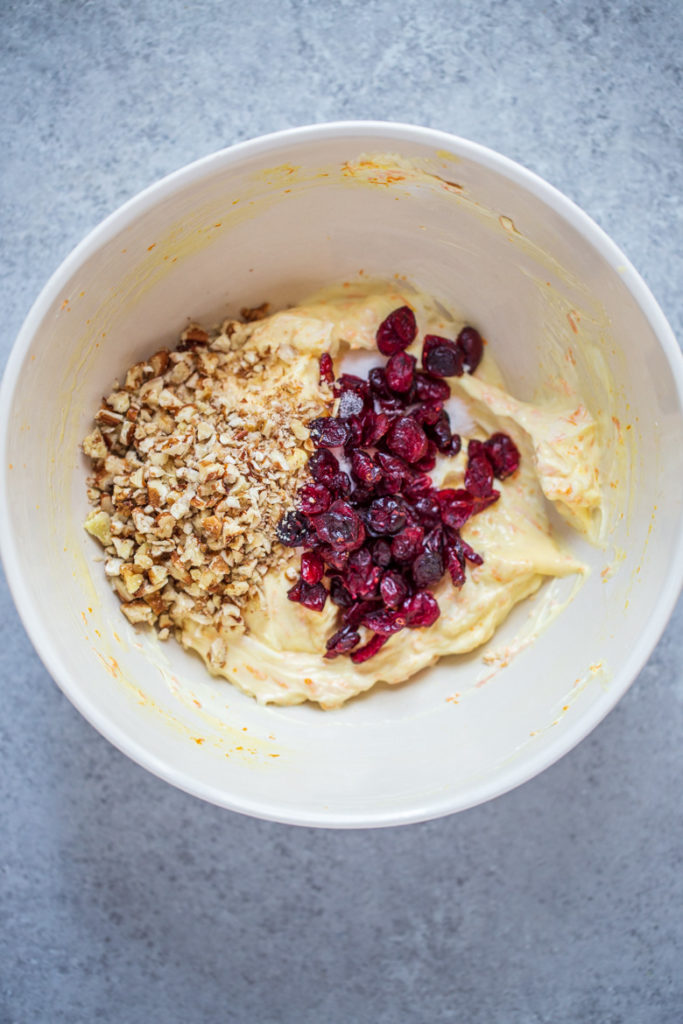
[
  {"x1": 290, "y1": 419, "x2": 308, "y2": 441},
  {"x1": 84, "y1": 509, "x2": 112, "y2": 545},
  {"x1": 178, "y1": 325, "x2": 210, "y2": 351},
  {"x1": 121, "y1": 601, "x2": 156, "y2": 625},
  {"x1": 240, "y1": 302, "x2": 269, "y2": 322},
  {"x1": 82, "y1": 302, "x2": 331, "y2": 651},
  {"x1": 82, "y1": 427, "x2": 108, "y2": 460}
]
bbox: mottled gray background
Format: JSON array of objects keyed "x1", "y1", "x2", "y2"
[{"x1": 1, "y1": 1, "x2": 682, "y2": 1022}]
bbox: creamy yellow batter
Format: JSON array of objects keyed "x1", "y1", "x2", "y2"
[{"x1": 169, "y1": 285, "x2": 602, "y2": 708}]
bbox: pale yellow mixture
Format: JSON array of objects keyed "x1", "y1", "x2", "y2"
[{"x1": 153, "y1": 285, "x2": 602, "y2": 708}]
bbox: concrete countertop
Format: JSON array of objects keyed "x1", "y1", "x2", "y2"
[{"x1": 1, "y1": 2, "x2": 681, "y2": 1021}]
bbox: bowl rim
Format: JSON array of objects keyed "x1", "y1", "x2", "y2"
[{"x1": 2, "y1": 119, "x2": 683, "y2": 828}]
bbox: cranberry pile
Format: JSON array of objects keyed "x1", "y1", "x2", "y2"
[{"x1": 276, "y1": 306, "x2": 520, "y2": 664}]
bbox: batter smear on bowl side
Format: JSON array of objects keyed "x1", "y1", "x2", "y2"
[{"x1": 82, "y1": 284, "x2": 602, "y2": 708}]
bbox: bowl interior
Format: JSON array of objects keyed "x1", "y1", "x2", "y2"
[{"x1": 3, "y1": 124, "x2": 682, "y2": 826}]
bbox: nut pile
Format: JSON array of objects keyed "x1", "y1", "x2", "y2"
[{"x1": 83, "y1": 312, "x2": 331, "y2": 649}]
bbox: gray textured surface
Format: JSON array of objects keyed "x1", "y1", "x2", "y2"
[{"x1": 1, "y1": 1, "x2": 682, "y2": 1021}]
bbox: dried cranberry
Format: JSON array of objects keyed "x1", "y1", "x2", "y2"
[
  {"x1": 351, "y1": 450, "x2": 383, "y2": 488},
  {"x1": 446, "y1": 530, "x2": 484, "y2": 567},
  {"x1": 411, "y1": 494, "x2": 442, "y2": 526},
  {"x1": 308, "y1": 448, "x2": 339, "y2": 487},
  {"x1": 334, "y1": 373, "x2": 369, "y2": 397},
  {"x1": 319, "y1": 352, "x2": 334, "y2": 385},
  {"x1": 346, "y1": 548, "x2": 382, "y2": 598},
  {"x1": 324, "y1": 624, "x2": 361, "y2": 658},
  {"x1": 457, "y1": 326, "x2": 483, "y2": 373},
  {"x1": 427, "y1": 410, "x2": 453, "y2": 453},
  {"x1": 299, "y1": 581, "x2": 328, "y2": 612},
  {"x1": 402, "y1": 474, "x2": 433, "y2": 501},
  {"x1": 276, "y1": 510, "x2": 310, "y2": 547},
  {"x1": 400, "y1": 379, "x2": 418, "y2": 406},
  {"x1": 403, "y1": 591, "x2": 440, "y2": 628},
  {"x1": 328, "y1": 471, "x2": 352, "y2": 498},
  {"x1": 391, "y1": 525, "x2": 424, "y2": 563},
  {"x1": 288, "y1": 579, "x2": 327, "y2": 612},
  {"x1": 422, "y1": 335, "x2": 464, "y2": 378},
  {"x1": 380, "y1": 570, "x2": 409, "y2": 609},
  {"x1": 309, "y1": 416, "x2": 350, "y2": 448},
  {"x1": 312, "y1": 500, "x2": 365, "y2": 551},
  {"x1": 362, "y1": 410, "x2": 390, "y2": 446},
  {"x1": 363, "y1": 608, "x2": 407, "y2": 635},
  {"x1": 445, "y1": 547, "x2": 466, "y2": 588},
  {"x1": 424, "y1": 525, "x2": 444, "y2": 552},
  {"x1": 443, "y1": 530, "x2": 483, "y2": 587},
  {"x1": 350, "y1": 632, "x2": 389, "y2": 663},
  {"x1": 338, "y1": 388, "x2": 366, "y2": 419},
  {"x1": 376, "y1": 306, "x2": 417, "y2": 356},
  {"x1": 412, "y1": 549, "x2": 444, "y2": 589},
  {"x1": 375, "y1": 453, "x2": 410, "y2": 496},
  {"x1": 375, "y1": 475, "x2": 401, "y2": 497},
  {"x1": 300, "y1": 550, "x2": 324, "y2": 585},
  {"x1": 318, "y1": 545, "x2": 350, "y2": 571},
  {"x1": 413, "y1": 402, "x2": 444, "y2": 427},
  {"x1": 368, "y1": 366, "x2": 391, "y2": 399},
  {"x1": 299, "y1": 482, "x2": 332, "y2": 515},
  {"x1": 329, "y1": 575, "x2": 353, "y2": 607},
  {"x1": 385, "y1": 351, "x2": 416, "y2": 393},
  {"x1": 354, "y1": 567, "x2": 384, "y2": 600},
  {"x1": 365, "y1": 495, "x2": 408, "y2": 536},
  {"x1": 343, "y1": 416, "x2": 364, "y2": 455},
  {"x1": 378, "y1": 394, "x2": 407, "y2": 413},
  {"x1": 437, "y1": 488, "x2": 474, "y2": 529},
  {"x1": 459, "y1": 536, "x2": 484, "y2": 565},
  {"x1": 371, "y1": 539, "x2": 393, "y2": 567},
  {"x1": 343, "y1": 599, "x2": 380, "y2": 629},
  {"x1": 484, "y1": 432, "x2": 520, "y2": 479},
  {"x1": 449, "y1": 434, "x2": 462, "y2": 456},
  {"x1": 386, "y1": 417, "x2": 428, "y2": 463},
  {"x1": 350, "y1": 484, "x2": 374, "y2": 508},
  {"x1": 375, "y1": 451, "x2": 409, "y2": 480},
  {"x1": 465, "y1": 451, "x2": 494, "y2": 497},
  {"x1": 415, "y1": 440, "x2": 438, "y2": 473},
  {"x1": 414, "y1": 372, "x2": 451, "y2": 403},
  {"x1": 342, "y1": 425, "x2": 362, "y2": 462}
]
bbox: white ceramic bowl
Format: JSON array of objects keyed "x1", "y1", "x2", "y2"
[{"x1": 2, "y1": 122, "x2": 682, "y2": 827}]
